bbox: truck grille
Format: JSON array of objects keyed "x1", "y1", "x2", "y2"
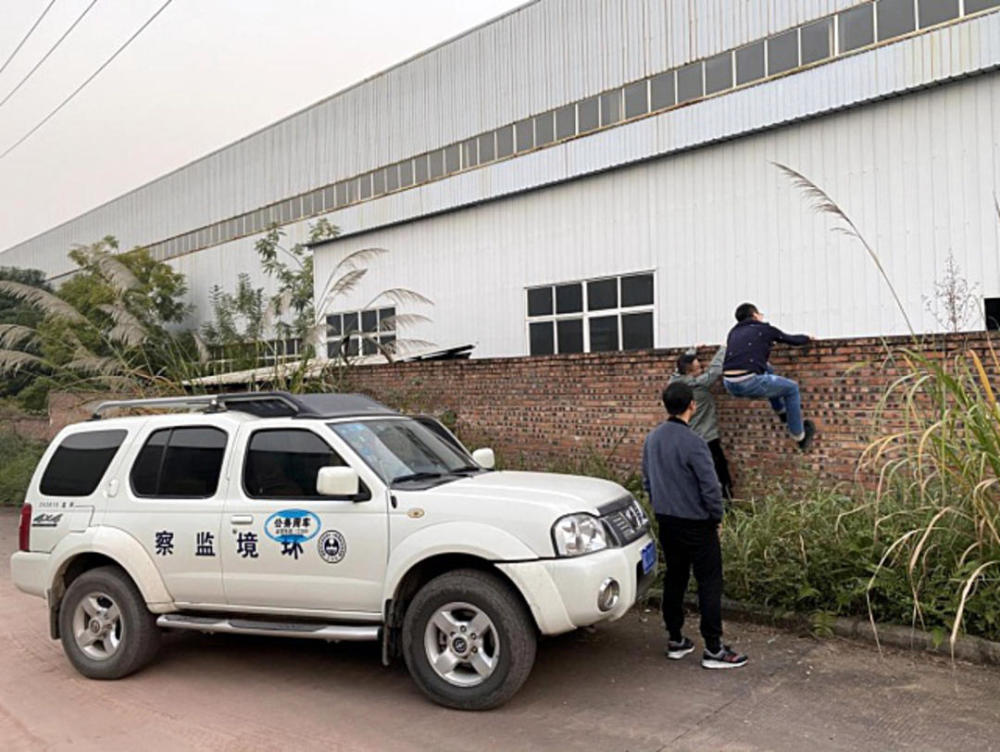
[{"x1": 598, "y1": 496, "x2": 650, "y2": 547}]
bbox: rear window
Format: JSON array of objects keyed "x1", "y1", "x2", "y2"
[
  {"x1": 40, "y1": 430, "x2": 128, "y2": 497},
  {"x1": 131, "y1": 427, "x2": 228, "y2": 498}
]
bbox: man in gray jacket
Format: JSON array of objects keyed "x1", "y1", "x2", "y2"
[
  {"x1": 642, "y1": 381, "x2": 747, "y2": 669},
  {"x1": 669, "y1": 345, "x2": 732, "y2": 499}
]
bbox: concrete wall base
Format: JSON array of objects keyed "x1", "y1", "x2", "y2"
[{"x1": 638, "y1": 589, "x2": 1000, "y2": 667}]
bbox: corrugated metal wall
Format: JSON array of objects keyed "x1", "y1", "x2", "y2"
[
  {"x1": 5, "y1": 0, "x2": 998, "y2": 350},
  {"x1": 313, "y1": 73, "x2": 1000, "y2": 356},
  {"x1": 2, "y1": 0, "x2": 867, "y2": 272}
]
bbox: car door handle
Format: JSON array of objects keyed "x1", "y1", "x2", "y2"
[{"x1": 230, "y1": 515, "x2": 254, "y2": 525}]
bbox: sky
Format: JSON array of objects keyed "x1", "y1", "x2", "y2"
[{"x1": 0, "y1": 0, "x2": 526, "y2": 251}]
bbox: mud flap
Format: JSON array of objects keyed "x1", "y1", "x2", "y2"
[
  {"x1": 381, "y1": 599, "x2": 401, "y2": 666},
  {"x1": 48, "y1": 590, "x2": 60, "y2": 640}
]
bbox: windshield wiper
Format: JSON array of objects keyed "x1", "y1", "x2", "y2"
[
  {"x1": 449, "y1": 465, "x2": 486, "y2": 475},
  {"x1": 391, "y1": 471, "x2": 446, "y2": 485}
]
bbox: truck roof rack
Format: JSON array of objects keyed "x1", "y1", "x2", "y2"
[{"x1": 90, "y1": 391, "x2": 395, "y2": 420}]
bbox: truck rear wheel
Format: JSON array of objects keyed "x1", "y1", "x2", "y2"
[
  {"x1": 402, "y1": 569, "x2": 537, "y2": 710},
  {"x1": 59, "y1": 565, "x2": 161, "y2": 680}
]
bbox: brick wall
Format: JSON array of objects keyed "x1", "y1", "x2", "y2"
[
  {"x1": 346, "y1": 333, "x2": 996, "y2": 493},
  {"x1": 46, "y1": 392, "x2": 116, "y2": 437},
  {"x1": 0, "y1": 410, "x2": 48, "y2": 442},
  {"x1": 41, "y1": 333, "x2": 993, "y2": 494}
]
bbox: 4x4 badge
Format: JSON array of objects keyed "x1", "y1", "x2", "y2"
[
  {"x1": 318, "y1": 530, "x2": 346, "y2": 564},
  {"x1": 32, "y1": 513, "x2": 62, "y2": 528}
]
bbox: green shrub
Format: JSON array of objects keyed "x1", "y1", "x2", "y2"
[
  {"x1": 14, "y1": 376, "x2": 55, "y2": 414},
  {"x1": 721, "y1": 486, "x2": 871, "y2": 615},
  {"x1": 0, "y1": 429, "x2": 45, "y2": 505},
  {"x1": 720, "y1": 484, "x2": 1000, "y2": 643}
]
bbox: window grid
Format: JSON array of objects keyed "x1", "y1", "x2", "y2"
[
  {"x1": 259, "y1": 337, "x2": 303, "y2": 364},
  {"x1": 525, "y1": 273, "x2": 655, "y2": 355},
  {"x1": 326, "y1": 306, "x2": 397, "y2": 359},
  {"x1": 148, "y1": 0, "x2": 991, "y2": 261}
]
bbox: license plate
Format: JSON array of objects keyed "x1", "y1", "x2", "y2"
[{"x1": 641, "y1": 541, "x2": 656, "y2": 574}]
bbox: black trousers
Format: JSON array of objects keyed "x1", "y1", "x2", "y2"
[
  {"x1": 656, "y1": 515, "x2": 723, "y2": 652},
  {"x1": 707, "y1": 438, "x2": 733, "y2": 500}
]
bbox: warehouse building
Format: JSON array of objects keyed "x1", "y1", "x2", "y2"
[{"x1": 4, "y1": 0, "x2": 1000, "y2": 360}]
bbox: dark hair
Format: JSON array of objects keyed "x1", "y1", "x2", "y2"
[
  {"x1": 676, "y1": 353, "x2": 697, "y2": 374},
  {"x1": 662, "y1": 382, "x2": 694, "y2": 416},
  {"x1": 735, "y1": 302, "x2": 759, "y2": 322}
]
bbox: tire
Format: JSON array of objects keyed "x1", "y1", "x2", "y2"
[
  {"x1": 402, "y1": 569, "x2": 537, "y2": 710},
  {"x1": 58, "y1": 565, "x2": 161, "y2": 680}
]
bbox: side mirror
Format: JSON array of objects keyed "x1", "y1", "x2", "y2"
[
  {"x1": 317, "y1": 466, "x2": 360, "y2": 497},
  {"x1": 471, "y1": 448, "x2": 495, "y2": 470}
]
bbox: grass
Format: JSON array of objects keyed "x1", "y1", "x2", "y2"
[{"x1": 721, "y1": 484, "x2": 1000, "y2": 645}]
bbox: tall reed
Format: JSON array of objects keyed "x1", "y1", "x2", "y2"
[{"x1": 860, "y1": 342, "x2": 1000, "y2": 651}]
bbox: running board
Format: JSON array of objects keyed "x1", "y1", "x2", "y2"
[{"x1": 157, "y1": 613, "x2": 380, "y2": 642}]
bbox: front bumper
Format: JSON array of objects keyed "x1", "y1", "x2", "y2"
[
  {"x1": 497, "y1": 532, "x2": 655, "y2": 636},
  {"x1": 10, "y1": 552, "x2": 50, "y2": 598}
]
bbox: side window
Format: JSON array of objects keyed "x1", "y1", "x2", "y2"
[
  {"x1": 40, "y1": 430, "x2": 127, "y2": 497},
  {"x1": 244, "y1": 429, "x2": 348, "y2": 499},
  {"x1": 130, "y1": 427, "x2": 228, "y2": 498},
  {"x1": 131, "y1": 430, "x2": 168, "y2": 495}
]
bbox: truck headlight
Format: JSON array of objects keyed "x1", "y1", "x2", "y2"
[
  {"x1": 630, "y1": 498, "x2": 649, "y2": 530},
  {"x1": 551, "y1": 513, "x2": 608, "y2": 557}
]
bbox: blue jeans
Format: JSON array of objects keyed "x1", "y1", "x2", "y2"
[{"x1": 724, "y1": 371, "x2": 804, "y2": 437}]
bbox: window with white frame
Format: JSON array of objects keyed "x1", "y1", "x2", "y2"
[
  {"x1": 206, "y1": 338, "x2": 302, "y2": 367},
  {"x1": 326, "y1": 307, "x2": 396, "y2": 358},
  {"x1": 526, "y1": 273, "x2": 654, "y2": 355},
  {"x1": 260, "y1": 338, "x2": 302, "y2": 363}
]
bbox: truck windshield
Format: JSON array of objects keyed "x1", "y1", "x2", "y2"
[{"x1": 329, "y1": 419, "x2": 481, "y2": 486}]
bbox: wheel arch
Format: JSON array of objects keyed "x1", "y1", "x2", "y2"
[
  {"x1": 381, "y1": 552, "x2": 537, "y2": 665},
  {"x1": 47, "y1": 529, "x2": 174, "y2": 638}
]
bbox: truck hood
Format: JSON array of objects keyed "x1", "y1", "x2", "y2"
[
  {"x1": 418, "y1": 470, "x2": 629, "y2": 515},
  {"x1": 390, "y1": 471, "x2": 634, "y2": 560}
]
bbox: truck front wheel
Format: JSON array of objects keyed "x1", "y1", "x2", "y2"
[{"x1": 402, "y1": 569, "x2": 537, "y2": 710}]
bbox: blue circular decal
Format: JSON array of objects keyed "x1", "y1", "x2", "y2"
[{"x1": 264, "y1": 509, "x2": 321, "y2": 544}]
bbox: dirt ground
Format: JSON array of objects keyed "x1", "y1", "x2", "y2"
[{"x1": 2, "y1": 507, "x2": 999, "y2": 751}]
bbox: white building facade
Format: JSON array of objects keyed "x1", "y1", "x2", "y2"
[{"x1": 4, "y1": 0, "x2": 1000, "y2": 359}]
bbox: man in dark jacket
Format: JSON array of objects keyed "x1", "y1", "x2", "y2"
[
  {"x1": 722, "y1": 302, "x2": 816, "y2": 450},
  {"x1": 642, "y1": 381, "x2": 748, "y2": 669}
]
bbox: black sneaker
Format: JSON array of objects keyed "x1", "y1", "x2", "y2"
[
  {"x1": 776, "y1": 410, "x2": 788, "y2": 424},
  {"x1": 701, "y1": 645, "x2": 748, "y2": 669},
  {"x1": 666, "y1": 636, "x2": 695, "y2": 660},
  {"x1": 797, "y1": 419, "x2": 816, "y2": 451}
]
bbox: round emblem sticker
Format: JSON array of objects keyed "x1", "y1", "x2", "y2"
[{"x1": 318, "y1": 530, "x2": 346, "y2": 564}]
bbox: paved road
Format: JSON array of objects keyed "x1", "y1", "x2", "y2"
[{"x1": 2, "y1": 508, "x2": 999, "y2": 751}]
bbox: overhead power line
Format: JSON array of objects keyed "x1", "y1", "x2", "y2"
[
  {"x1": 0, "y1": 0, "x2": 100, "y2": 111},
  {"x1": 0, "y1": 0, "x2": 174, "y2": 164},
  {"x1": 0, "y1": 0, "x2": 59, "y2": 79}
]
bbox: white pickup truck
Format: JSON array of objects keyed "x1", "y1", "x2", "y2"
[{"x1": 10, "y1": 391, "x2": 655, "y2": 709}]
